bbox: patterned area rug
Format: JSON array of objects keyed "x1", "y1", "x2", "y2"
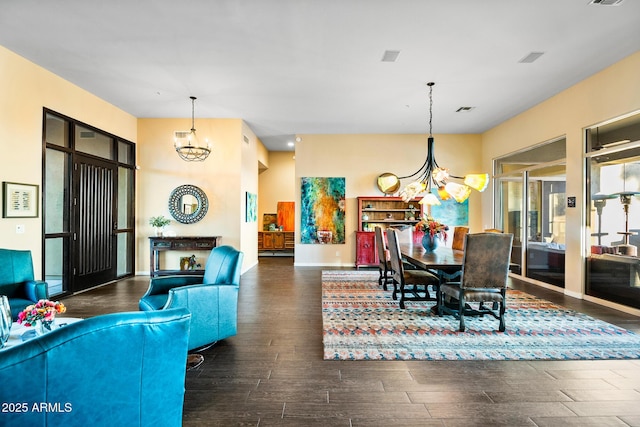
[{"x1": 322, "y1": 270, "x2": 640, "y2": 361}]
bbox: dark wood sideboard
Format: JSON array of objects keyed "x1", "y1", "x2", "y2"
[{"x1": 149, "y1": 236, "x2": 221, "y2": 277}]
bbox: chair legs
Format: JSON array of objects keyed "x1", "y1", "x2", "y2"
[{"x1": 439, "y1": 289, "x2": 506, "y2": 333}]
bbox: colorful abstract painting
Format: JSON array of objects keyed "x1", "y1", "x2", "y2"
[
  {"x1": 300, "y1": 177, "x2": 345, "y2": 244},
  {"x1": 245, "y1": 192, "x2": 257, "y2": 222},
  {"x1": 428, "y1": 188, "x2": 469, "y2": 226},
  {"x1": 277, "y1": 201, "x2": 295, "y2": 231}
]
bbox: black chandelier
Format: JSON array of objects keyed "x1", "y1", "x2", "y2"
[{"x1": 398, "y1": 82, "x2": 488, "y2": 205}]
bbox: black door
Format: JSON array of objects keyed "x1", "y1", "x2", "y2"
[{"x1": 72, "y1": 155, "x2": 117, "y2": 291}]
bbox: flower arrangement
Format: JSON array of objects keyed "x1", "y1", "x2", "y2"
[
  {"x1": 149, "y1": 215, "x2": 171, "y2": 228},
  {"x1": 17, "y1": 299, "x2": 67, "y2": 331},
  {"x1": 415, "y1": 215, "x2": 449, "y2": 241}
]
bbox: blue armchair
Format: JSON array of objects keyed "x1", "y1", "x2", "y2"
[
  {"x1": 0, "y1": 248, "x2": 48, "y2": 320},
  {"x1": 139, "y1": 245, "x2": 243, "y2": 350},
  {"x1": 0, "y1": 308, "x2": 191, "y2": 427}
]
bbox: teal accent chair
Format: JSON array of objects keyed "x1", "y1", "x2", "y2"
[
  {"x1": 0, "y1": 308, "x2": 191, "y2": 427},
  {"x1": 0, "y1": 248, "x2": 48, "y2": 320},
  {"x1": 139, "y1": 245, "x2": 243, "y2": 351}
]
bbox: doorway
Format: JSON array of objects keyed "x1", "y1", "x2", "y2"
[{"x1": 43, "y1": 110, "x2": 135, "y2": 295}]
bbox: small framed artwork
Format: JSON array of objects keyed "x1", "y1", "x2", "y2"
[
  {"x1": 246, "y1": 192, "x2": 257, "y2": 222},
  {"x1": 3, "y1": 182, "x2": 39, "y2": 218}
]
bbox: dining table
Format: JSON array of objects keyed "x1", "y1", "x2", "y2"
[{"x1": 399, "y1": 242, "x2": 464, "y2": 272}]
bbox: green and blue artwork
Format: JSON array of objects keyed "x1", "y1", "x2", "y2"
[
  {"x1": 429, "y1": 188, "x2": 469, "y2": 226},
  {"x1": 300, "y1": 177, "x2": 345, "y2": 244}
]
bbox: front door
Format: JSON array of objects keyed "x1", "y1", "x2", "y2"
[{"x1": 72, "y1": 155, "x2": 117, "y2": 291}]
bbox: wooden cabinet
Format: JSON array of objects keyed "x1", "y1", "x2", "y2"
[
  {"x1": 355, "y1": 231, "x2": 377, "y2": 268},
  {"x1": 258, "y1": 231, "x2": 294, "y2": 253},
  {"x1": 357, "y1": 196, "x2": 424, "y2": 232},
  {"x1": 149, "y1": 236, "x2": 221, "y2": 277},
  {"x1": 355, "y1": 196, "x2": 424, "y2": 268}
]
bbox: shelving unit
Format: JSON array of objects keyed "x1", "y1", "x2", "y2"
[{"x1": 355, "y1": 196, "x2": 423, "y2": 268}]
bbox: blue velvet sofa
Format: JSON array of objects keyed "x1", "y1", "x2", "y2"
[
  {"x1": 0, "y1": 308, "x2": 191, "y2": 427},
  {"x1": 0, "y1": 248, "x2": 48, "y2": 320},
  {"x1": 139, "y1": 245, "x2": 243, "y2": 350}
]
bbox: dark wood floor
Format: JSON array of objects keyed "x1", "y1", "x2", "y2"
[{"x1": 62, "y1": 257, "x2": 640, "y2": 426}]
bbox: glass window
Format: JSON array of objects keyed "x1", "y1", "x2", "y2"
[
  {"x1": 45, "y1": 113, "x2": 69, "y2": 147},
  {"x1": 75, "y1": 125, "x2": 114, "y2": 159},
  {"x1": 117, "y1": 232, "x2": 133, "y2": 276},
  {"x1": 118, "y1": 167, "x2": 134, "y2": 229},
  {"x1": 44, "y1": 237, "x2": 66, "y2": 296},
  {"x1": 495, "y1": 138, "x2": 566, "y2": 174},
  {"x1": 495, "y1": 137, "x2": 566, "y2": 288},
  {"x1": 44, "y1": 148, "x2": 70, "y2": 234},
  {"x1": 118, "y1": 140, "x2": 134, "y2": 165}
]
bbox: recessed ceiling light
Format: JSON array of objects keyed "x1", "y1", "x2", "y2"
[
  {"x1": 381, "y1": 50, "x2": 400, "y2": 62},
  {"x1": 519, "y1": 52, "x2": 545, "y2": 63}
]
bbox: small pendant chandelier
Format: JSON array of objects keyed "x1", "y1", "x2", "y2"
[
  {"x1": 174, "y1": 96, "x2": 211, "y2": 162},
  {"x1": 397, "y1": 82, "x2": 488, "y2": 205}
]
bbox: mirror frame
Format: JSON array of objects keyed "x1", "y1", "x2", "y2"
[{"x1": 168, "y1": 184, "x2": 209, "y2": 224}]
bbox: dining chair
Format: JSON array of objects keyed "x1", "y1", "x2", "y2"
[
  {"x1": 451, "y1": 226, "x2": 469, "y2": 251},
  {"x1": 438, "y1": 232, "x2": 514, "y2": 332},
  {"x1": 386, "y1": 228, "x2": 440, "y2": 309},
  {"x1": 484, "y1": 228, "x2": 503, "y2": 233},
  {"x1": 436, "y1": 226, "x2": 469, "y2": 283},
  {"x1": 374, "y1": 227, "x2": 393, "y2": 290}
]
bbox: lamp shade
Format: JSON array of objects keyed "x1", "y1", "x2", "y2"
[
  {"x1": 418, "y1": 193, "x2": 441, "y2": 206},
  {"x1": 464, "y1": 173, "x2": 489, "y2": 192},
  {"x1": 445, "y1": 182, "x2": 472, "y2": 203}
]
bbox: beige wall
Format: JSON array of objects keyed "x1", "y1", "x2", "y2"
[
  {"x1": 136, "y1": 118, "x2": 259, "y2": 274},
  {"x1": 481, "y1": 50, "x2": 640, "y2": 302},
  {"x1": 0, "y1": 45, "x2": 137, "y2": 277},
  {"x1": 293, "y1": 133, "x2": 484, "y2": 266},
  {"x1": 258, "y1": 151, "x2": 296, "y2": 230}
]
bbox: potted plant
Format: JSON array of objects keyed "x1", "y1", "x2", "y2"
[{"x1": 149, "y1": 215, "x2": 171, "y2": 237}]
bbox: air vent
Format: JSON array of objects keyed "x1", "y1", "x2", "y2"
[
  {"x1": 381, "y1": 50, "x2": 400, "y2": 62},
  {"x1": 174, "y1": 131, "x2": 190, "y2": 139},
  {"x1": 243, "y1": 135, "x2": 250, "y2": 144},
  {"x1": 456, "y1": 107, "x2": 474, "y2": 113},
  {"x1": 519, "y1": 52, "x2": 545, "y2": 63},
  {"x1": 79, "y1": 130, "x2": 95, "y2": 139},
  {"x1": 589, "y1": 0, "x2": 623, "y2": 5}
]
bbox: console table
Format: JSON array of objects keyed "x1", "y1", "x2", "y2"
[{"x1": 149, "y1": 236, "x2": 221, "y2": 277}]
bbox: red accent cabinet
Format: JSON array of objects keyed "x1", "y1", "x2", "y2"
[{"x1": 355, "y1": 231, "x2": 377, "y2": 269}]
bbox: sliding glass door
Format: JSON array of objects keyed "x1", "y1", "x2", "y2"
[{"x1": 494, "y1": 138, "x2": 566, "y2": 288}]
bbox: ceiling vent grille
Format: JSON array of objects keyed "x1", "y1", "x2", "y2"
[
  {"x1": 456, "y1": 107, "x2": 474, "y2": 113},
  {"x1": 79, "y1": 130, "x2": 95, "y2": 139},
  {"x1": 381, "y1": 50, "x2": 400, "y2": 62},
  {"x1": 589, "y1": 0, "x2": 624, "y2": 5}
]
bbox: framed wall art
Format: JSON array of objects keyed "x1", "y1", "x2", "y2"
[{"x1": 2, "y1": 182, "x2": 39, "y2": 218}]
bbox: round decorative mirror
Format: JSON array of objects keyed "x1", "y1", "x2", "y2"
[{"x1": 168, "y1": 184, "x2": 208, "y2": 224}]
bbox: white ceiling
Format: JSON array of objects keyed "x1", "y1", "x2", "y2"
[{"x1": 1, "y1": 0, "x2": 639, "y2": 151}]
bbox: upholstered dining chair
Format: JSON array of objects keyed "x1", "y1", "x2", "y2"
[
  {"x1": 436, "y1": 226, "x2": 469, "y2": 283},
  {"x1": 484, "y1": 228, "x2": 503, "y2": 233},
  {"x1": 451, "y1": 226, "x2": 469, "y2": 251},
  {"x1": 438, "y1": 232, "x2": 514, "y2": 332},
  {"x1": 386, "y1": 228, "x2": 440, "y2": 309}
]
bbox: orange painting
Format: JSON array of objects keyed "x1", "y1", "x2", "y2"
[{"x1": 277, "y1": 201, "x2": 295, "y2": 231}]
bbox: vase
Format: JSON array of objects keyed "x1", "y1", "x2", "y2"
[
  {"x1": 34, "y1": 319, "x2": 53, "y2": 336},
  {"x1": 155, "y1": 227, "x2": 164, "y2": 237},
  {"x1": 421, "y1": 234, "x2": 438, "y2": 252}
]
